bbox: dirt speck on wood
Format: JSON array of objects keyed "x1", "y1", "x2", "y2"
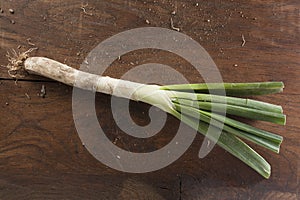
[
  {"x1": 39, "y1": 84, "x2": 46, "y2": 98},
  {"x1": 25, "y1": 93, "x2": 31, "y2": 99},
  {"x1": 241, "y1": 34, "x2": 246, "y2": 47},
  {"x1": 27, "y1": 38, "x2": 35, "y2": 46},
  {"x1": 170, "y1": 17, "x2": 180, "y2": 31},
  {"x1": 9, "y1": 9, "x2": 14, "y2": 14}
]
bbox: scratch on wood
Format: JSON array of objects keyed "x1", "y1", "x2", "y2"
[{"x1": 179, "y1": 175, "x2": 182, "y2": 200}]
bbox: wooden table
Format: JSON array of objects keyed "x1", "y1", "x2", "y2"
[{"x1": 0, "y1": 0, "x2": 299, "y2": 199}]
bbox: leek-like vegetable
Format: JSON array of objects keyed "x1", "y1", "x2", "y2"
[{"x1": 6, "y1": 51, "x2": 285, "y2": 179}]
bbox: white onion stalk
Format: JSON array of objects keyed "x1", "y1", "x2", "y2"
[{"x1": 6, "y1": 50, "x2": 285, "y2": 179}]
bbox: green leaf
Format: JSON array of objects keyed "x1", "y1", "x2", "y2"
[
  {"x1": 172, "y1": 98, "x2": 286, "y2": 125},
  {"x1": 171, "y1": 110, "x2": 271, "y2": 179},
  {"x1": 170, "y1": 91, "x2": 283, "y2": 114},
  {"x1": 161, "y1": 82, "x2": 284, "y2": 96},
  {"x1": 173, "y1": 103, "x2": 282, "y2": 153}
]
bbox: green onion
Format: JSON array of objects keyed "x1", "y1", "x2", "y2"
[{"x1": 6, "y1": 53, "x2": 285, "y2": 179}]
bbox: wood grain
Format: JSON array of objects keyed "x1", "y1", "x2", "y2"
[{"x1": 0, "y1": 0, "x2": 299, "y2": 199}]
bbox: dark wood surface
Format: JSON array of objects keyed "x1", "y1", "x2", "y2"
[{"x1": 0, "y1": 0, "x2": 299, "y2": 199}]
